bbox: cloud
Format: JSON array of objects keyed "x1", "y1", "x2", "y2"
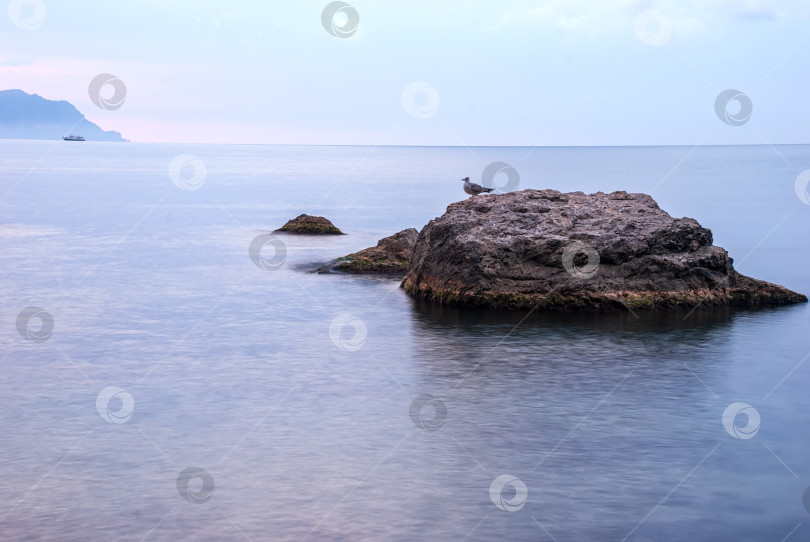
[
  {"x1": 711, "y1": 0, "x2": 790, "y2": 21},
  {"x1": 492, "y1": 0, "x2": 799, "y2": 36},
  {"x1": 492, "y1": 0, "x2": 670, "y2": 38},
  {"x1": 1, "y1": 55, "x2": 35, "y2": 67}
]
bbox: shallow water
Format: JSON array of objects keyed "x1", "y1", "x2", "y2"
[{"x1": 1, "y1": 140, "x2": 810, "y2": 541}]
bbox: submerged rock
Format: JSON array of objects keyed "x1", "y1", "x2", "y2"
[
  {"x1": 324, "y1": 228, "x2": 419, "y2": 275},
  {"x1": 401, "y1": 189, "x2": 807, "y2": 310},
  {"x1": 276, "y1": 214, "x2": 344, "y2": 235}
]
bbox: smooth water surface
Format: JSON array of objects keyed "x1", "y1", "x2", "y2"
[{"x1": 1, "y1": 140, "x2": 810, "y2": 541}]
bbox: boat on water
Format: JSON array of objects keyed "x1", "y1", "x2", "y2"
[{"x1": 63, "y1": 135, "x2": 85, "y2": 141}]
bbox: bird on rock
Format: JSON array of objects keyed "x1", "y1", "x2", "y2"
[{"x1": 461, "y1": 177, "x2": 494, "y2": 197}]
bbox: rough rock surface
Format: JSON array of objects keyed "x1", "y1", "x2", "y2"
[
  {"x1": 401, "y1": 189, "x2": 807, "y2": 310},
  {"x1": 325, "y1": 228, "x2": 419, "y2": 274},
  {"x1": 276, "y1": 214, "x2": 343, "y2": 235}
]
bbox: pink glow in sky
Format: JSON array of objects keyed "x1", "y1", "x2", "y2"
[{"x1": 2, "y1": 0, "x2": 809, "y2": 145}]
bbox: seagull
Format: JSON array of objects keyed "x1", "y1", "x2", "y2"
[{"x1": 461, "y1": 177, "x2": 494, "y2": 197}]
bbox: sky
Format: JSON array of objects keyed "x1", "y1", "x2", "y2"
[{"x1": 1, "y1": 0, "x2": 809, "y2": 146}]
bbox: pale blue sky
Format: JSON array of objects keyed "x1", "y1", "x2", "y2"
[{"x1": 2, "y1": 0, "x2": 809, "y2": 145}]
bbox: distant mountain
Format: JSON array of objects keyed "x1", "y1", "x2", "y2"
[{"x1": 0, "y1": 89, "x2": 127, "y2": 142}]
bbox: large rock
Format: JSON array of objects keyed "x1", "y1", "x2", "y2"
[
  {"x1": 324, "y1": 228, "x2": 419, "y2": 274},
  {"x1": 276, "y1": 214, "x2": 343, "y2": 235},
  {"x1": 401, "y1": 189, "x2": 807, "y2": 310}
]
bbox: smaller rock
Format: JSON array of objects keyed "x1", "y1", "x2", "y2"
[
  {"x1": 276, "y1": 214, "x2": 344, "y2": 235},
  {"x1": 325, "y1": 228, "x2": 419, "y2": 275}
]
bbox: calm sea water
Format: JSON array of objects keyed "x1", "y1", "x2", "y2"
[{"x1": 1, "y1": 140, "x2": 810, "y2": 541}]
